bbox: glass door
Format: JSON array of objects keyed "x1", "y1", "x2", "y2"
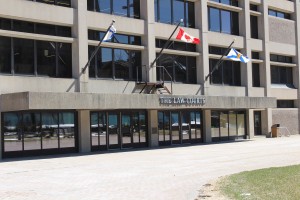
[
  {"x1": 181, "y1": 112, "x2": 191, "y2": 144},
  {"x1": 108, "y1": 112, "x2": 120, "y2": 149},
  {"x1": 254, "y1": 111, "x2": 262, "y2": 135},
  {"x1": 121, "y1": 112, "x2": 132, "y2": 148},
  {"x1": 171, "y1": 112, "x2": 180, "y2": 144}
]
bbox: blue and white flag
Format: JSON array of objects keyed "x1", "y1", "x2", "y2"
[
  {"x1": 227, "y1": 48, "x2": 250, "y2": 63},
  {"x1": 103, "y1": 25, "x2": 116, "y2": 42}
]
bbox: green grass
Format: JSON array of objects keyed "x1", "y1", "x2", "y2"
[{"x1": 218, "y1": 165, "x2": 300, "y2": 200}]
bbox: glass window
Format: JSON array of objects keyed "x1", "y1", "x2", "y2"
[
  {"x1": 114, "y1": 49, "x2": 130, "y2": 79},
  {"x1": 57, "y1": 43, "x2": 72, "y2": 78},
  {"x1": 37, "y1": 41, "x2": 56, "y2": 77},
  {"x1": 271, "y1": 66, "x2": 293, "y2": 87},
  {"x1": 209, "y1": 7, "x2": 239, "y2": 35},
  {"x1": 209, "y1": 7, "x2": 220, "y2": 32},
  {"x1": 228, "y1": 112, "x2": 236, "y2": 137},
  {"x1": 173, "y1": 0, "x2": 185, "y2": 24},
  {"x1": 252, "y1": 63, "x2": 260, "y2": 87},
  {"x1": 13, "y1": 20, "x2": 34, "y2": 33},
  {"x1": 0, "y1": 36, "x2": 11, "y2": 74},
  {"x1": 41, "y1": 112, "x2": 59, "y2": 149},
  {"x1": 36, "y1": 23, "x2": 56, "y2": 36},
  {"x1": 0, "y1": 18, "x2": 11, "y2": 30},
  {"x1": 35, "y1": 0, "x2": 71, "y2": 7},
  {"x1": 23, "y1": 113, "x2": 41, "y2": 151},
  {"x1": 277, "y1": 100, "x2": 294, "y2": 108},
  {"x1": 159, "y1": 0, "x2": 172, "y2": 24},
  {"x1": 211, "y1": 111, "x2": 220, "y2": 139},
  {"x1": 113, "y1": 0, "x2": 128, "y2": 17},
  {"x1": 3, "y1": 113, "x2": 23, "y2": 152},
  {"x1": 97, "y1": 47, "x2": 113, "y2": 78},
  {"x1": 59, "y1": 112, "x2": 75, "y2": 148},
  {"x1": 14, "y1": 38, "x2": 34, "y2": 75},
  {"x1": 221, "y1": 10, "x2": 231, "y2": 34},
  {"x1": 250, "y1": 15, "x2": 258, "y2": 39},
  {"x1": 97, "y1": 0, "x2": 111, "y2": 13}
]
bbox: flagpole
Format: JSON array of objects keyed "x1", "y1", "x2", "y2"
[
  {"x1": 205, "y1": 39, "x2": 235, "y2": 82},
  {"x1": 82, "y1": 20, "x2": 115, "y2": 74},
  {"x1": 150, "y1": 19, "x2": 183, "y2": 68}
]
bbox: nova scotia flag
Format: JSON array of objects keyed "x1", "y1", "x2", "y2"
[{"x1": 227, "y1": 48, "x2": 250, "y2": 63}]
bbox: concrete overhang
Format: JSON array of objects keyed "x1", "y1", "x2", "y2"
[{"x1": 0, "y1": 92, "x2": 277, "y2": 112}]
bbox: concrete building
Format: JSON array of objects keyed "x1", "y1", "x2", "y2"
[{"x1": 0, "y1": 0, "x2": 298, "y2": 159}]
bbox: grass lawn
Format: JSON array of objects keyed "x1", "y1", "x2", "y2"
[{"x1": 218, "y1": 165, "x2": 300, "y2": 200}]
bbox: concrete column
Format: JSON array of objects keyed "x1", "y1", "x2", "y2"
[
  {"x1": 203, "y1": 110, "x2": 212, "y2": 143},
  {"x1": 78, "y1": 110, "x2": 91, "y2": 153},
  {"x1": 247, "y1": 109, "x2": 254, "y2": 139},
  {"x1": 148, "y1": 110, "x2": 158, "y2": 147},
  {"x1": 295, "y1": 0, "x2": 300, "y2": 135},
  {"x1": 261, "y1": 1, "x2": 271, "y2": 97},
  {"x1": 240, "y1": 0, "x2": 252, "y2": 94},
  {"x1": 140, "y1": 0, "x2": 156, "y2": 82},
  {"x1": 72, "y1": 0, "x2": 89, "y2": 92},
  {"x1": 0, "y1": 112, "x2": 2, "y2": 160},
  {"x1": 199, "y1": 0, "x2": 210, "y2": 95},
  {"x1": 261, "y1": 108, "x2": 272, "y2": 135}
]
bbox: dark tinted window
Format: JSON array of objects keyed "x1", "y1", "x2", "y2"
[
  {"x1": 13, "y1": 20, "x2": 34, "y2": 33},
  {"x1": 211, "y1": 0, "x2": 238, "y2": 7},
  {"x1": 251, "y1": 52, "x2": 259, "y2": 59},
  {"x1": 156, "y1": 54, "x2": 197, "y2": 84},
  {"x1": 0, "y1": 36, "x2": 11, "y2": 74},
  {"x1": 271, "y1": 66, "x2": 293, "y2": 86},
  {"x1": 0, "y1": 36, "x2": 72, "y2": 78},
  {"x1": 14, "y1": 38, "x2": 34, "y2": 75},
  {"x1": 89, "y1": 46, "x2": 141, "y2": 80},
  {"x1": 269, "y1": 9, "x2": 290, "y2": 19},
  {"x1": 88, "y1": 30, "x2": 141, "y2": 45},
  {"x1": 250, "y1": 4, "x2": 258, "y2": 11},
  {"x1": 34, "y1": 0, "x2": 71, "y2": 7},
  {"x1": 156, "y1": 39, "x2": 196, "y2": 52},
  {"x1": 0, "y1": 18, "x2": 11, "y2": 30},
  {"x1": 209, "y1": 59, "x2": 241, "y2": 86},
  {"x1": 277, "y1": 100, "x2": 294, "y2": 108},
  {"x1": 270, "y1": 54, "x2": 293, "y2": 63},
  {"x1": 208, "y1": 7, "x2": 239, "y2": 35},
  {"x1": 88, "y1": 0, "x2": 140, "y2": 19},
  {"x1": 252, "y1": 63, "x2": 260, "y2": 87},
  {"x1": 250, "y1": 15, "x2": 258, "y2": 39},
  {"x1": 155, "y1": 0, "x2": 195, "y2": 28}
]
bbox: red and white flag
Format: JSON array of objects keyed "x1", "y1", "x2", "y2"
[{"x1": 176, "y1": 28, "x2": 200, "y2": 44}]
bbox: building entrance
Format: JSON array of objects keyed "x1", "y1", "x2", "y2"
[
  {"x1": 158, "y1": 110, "x2": 202, "y2": 146},
  {"x1": 91, "y1": 110, "x2": 147, "y2": 151}
]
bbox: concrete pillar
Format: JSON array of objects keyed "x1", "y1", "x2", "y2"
[
  {"x1": 261, "y1": 1, "x2": 271, "y2": 97},
  {"x1": 199, "y1": 0, "x2": 210, "y2": 95},
  {"x1": 148, "y1": 110, "x2": 158, "y2": 147},
  {"x1": 72, "y1": 0, "x2": 89, "y2": 92},
  {"x1": 240, "y1": 0, "x2": 252, "y2": 94},
  {"x1": 78, "y1": 110, "x2": 91, "y2": 153},
  {"x1": 261, "y1": 108, "x2": 272, "y2": 135},
  {"x1": 247, "y1": 109, "x2": 254, "y2": 139},
  {"x1": 0, "y1": 112, "x2": 2, "y2": 160},
  {"x1": 140, "y1": 0, "x2": 156, "y2": 82},
  {"x1": 203, "y1": 110, "x2": 212, "y2": 143},
  {"x1": 295, "y1": 0, "x2": 300, "y2": 135}
]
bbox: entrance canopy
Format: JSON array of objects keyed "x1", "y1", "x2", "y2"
[{"x1": 0, "y1": 92, "x2": 276, "y2": 112}]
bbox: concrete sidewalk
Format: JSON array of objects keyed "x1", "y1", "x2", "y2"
[{"x1": 1, "y1": 136, "x2": 300, "y2": 200}]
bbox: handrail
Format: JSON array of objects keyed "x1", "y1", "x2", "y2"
[{"x1": 135, "y1": 65, "x2": 173, "y2": 94}]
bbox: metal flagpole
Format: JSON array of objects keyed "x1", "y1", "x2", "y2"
[
  {"x1": 82, "y1": 20, "x2": 116, "y2": 74},
  {"x1": 150, "y1": 19, "x2": 183, "y2": 68},
  {"x1": 205, "y1": 39, "x2": 235, "y2": 82}
]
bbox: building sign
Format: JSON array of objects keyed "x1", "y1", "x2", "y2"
[{"x1": 159, "y1": 97, "x2": 206, "y2": 106}]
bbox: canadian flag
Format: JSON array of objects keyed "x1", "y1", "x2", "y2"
[{"x1": 176, "y1": 28, "x2": 200, "y2": 44}]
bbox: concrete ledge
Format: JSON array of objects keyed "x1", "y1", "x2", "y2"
[{"x1": 0, "y1": 92, "x2": 276, "y2": 112}]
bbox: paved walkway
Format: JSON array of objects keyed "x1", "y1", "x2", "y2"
[{"x1": 1, "y1": 136, "x2": 300, "y2": 200}]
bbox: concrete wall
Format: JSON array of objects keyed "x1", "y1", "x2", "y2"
[
  {"x1": 272, "y1": 109, "x2": 299, "y2": 135},
  {"x1": 269, "y1": 17, "x2": 296, "y2": 45}
]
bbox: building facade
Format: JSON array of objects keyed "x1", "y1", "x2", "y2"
[{"x1": 0, "y1": 0, "x2": 298, "y2": 159}]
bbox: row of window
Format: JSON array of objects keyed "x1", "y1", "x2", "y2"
[
  {"x1": 0, "y1": 36, "x2": 72, "y2": 78},
  {"x1": 2, "y1": 111, "x2": 77, "y2": 157},
  {"x1": 0, "y1": 18, "x2": 71, "y2": 38},
  {"x1": 31, "y1": 0, "x2": 71, "y2": 7},
  {"x1": 88, "y1": 30, "x2": 141, "y2": 45}
]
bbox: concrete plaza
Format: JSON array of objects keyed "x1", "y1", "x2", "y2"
[{"x1": 1, "y1": 136, "x2": 300, "y2": 200}]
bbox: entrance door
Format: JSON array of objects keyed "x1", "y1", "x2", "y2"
[
  {"x1": 121, "y1": 112, "x2": 132, "y2": 148},
  {"x1": 171, "y1": 112, "x2": 180, "y2": 144},
  {"x1": 181, "y1": 112, "x2": 191, "y2": 144},
  {"x1": 254, "y1": 111, "x2": 262, "y2": 135},
  {"x1": 108, "y1": 112, "x2": 120, "y2": 149}
]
